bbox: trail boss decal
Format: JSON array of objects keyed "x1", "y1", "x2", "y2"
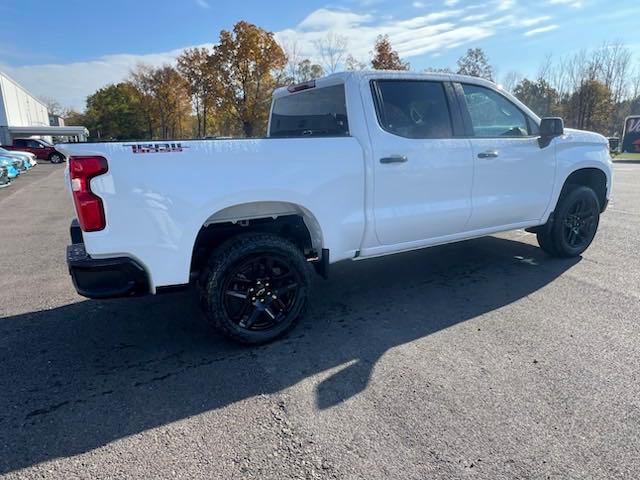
[
  {"x1": 124, "y1": 143, "x2": 188, "y2": 154},
  {"x1": 622, "y1": 116, "x2": 640, "y2": 153}
]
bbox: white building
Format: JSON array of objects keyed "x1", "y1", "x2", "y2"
[{"x1": 0, "y1": 70, "x2": 88, "y2": 144}]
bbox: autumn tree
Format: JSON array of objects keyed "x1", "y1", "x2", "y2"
[
  {"x1": 501, "y1": 70, "x2": 522, "y2": 93},
  {"x1": 282, "y1": 40, "x2": 324, "y2": 83},
  {"x1": 129, "y1": 64, "x2": 160, "y2": 138},
  {"x1": 177, "y1": 47, "x2": 219, "y2": 138},
  {"x1": 128, "y1": 64, "x2": 192, "y2": 139},
  {"x1": 565, "y1": 79, "x2": 613, "y2": 133},
  {"x1": 294, "y1": 59, "x2": 324, "y2": 82},
  {"x1": 371, "y1": 35, "x2": 409, "y2": 71},
  {"x1": 513, "y1": 78, "x2": 560, "y2": 118},
  {"x1": 63, "y1": 110, "x2": 87, "y2": 127},
  {"x1": 212, "y1": 21, "x2": 287, "y2": 137},
  {"x1": 40, "y1": 96, "x2": 63, "y2": 116},
  {"x1": 313, "y1": 33, "x2": 348, "y2": 73},
  {"x1": 345, "y1": 55, "x2": 367, "y2": 71},
  {"x1": 149, "y1": 65, "x2": 192, "y2": 139},
  {"x1": 456, "y1": 48, "x2": 494, "y2": 81}
]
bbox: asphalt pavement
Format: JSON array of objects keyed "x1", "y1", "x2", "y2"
[{"x1": 0, "y1": 162, "x2": 639, "y2": 479}]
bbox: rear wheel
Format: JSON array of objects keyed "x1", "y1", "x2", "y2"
[
  {"x1": 199, "y1": 233, "x2": 310, "y2": 344},
  {"x1": 49, "y1": 152, "x2": 65, "y2": 164},
  {"x1": 537, "y1": 185, "x2": 600, "y2": 258}
]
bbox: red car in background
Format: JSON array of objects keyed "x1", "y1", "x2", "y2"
[{"x1": 2, "y1": 138, "x2": 66, "y2": 163}]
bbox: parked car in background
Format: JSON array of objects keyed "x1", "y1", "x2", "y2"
[
  {"x1": 0, "y1": 147, "x2": 37, "y2": 167},
  {"x1": 2, "y1": 138, "x2": 65, "y2": 163},
  {"x1": 0, "y1": 166, "x2": 10, "y2": 188},
  {"x1": 0, "y1": 156, "x2": 20, "y2": 178},
  {"x1": 7, "y1": 155, "x2": 30, "y2": 172}
]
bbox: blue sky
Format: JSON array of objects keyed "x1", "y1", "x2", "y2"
[{"x1": 0, "y1": 0, "x2": 638, "y2": 109}]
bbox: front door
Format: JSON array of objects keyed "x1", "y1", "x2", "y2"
[
  {"x1": 456, "y1": 83, "x2": 556, "y2": 230},
  {"x1": 368, "y1": 79, "x2": 474, "y2": 246}
]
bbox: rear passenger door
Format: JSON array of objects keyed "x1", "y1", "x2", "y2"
[
  {"x1": 368, "y1": 79, "x2": 474, "y2": 245},
  {"x1": 456, "y1": 83, "x2": 555, "y2": 230}
]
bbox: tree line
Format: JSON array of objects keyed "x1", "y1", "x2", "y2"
[{"x1": 63, "y1": 21, "x2": 640, "y2": 140}]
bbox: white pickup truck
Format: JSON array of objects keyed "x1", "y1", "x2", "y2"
[{"x1": 60, "y1": 71, "x2": 613, "y2": 344}]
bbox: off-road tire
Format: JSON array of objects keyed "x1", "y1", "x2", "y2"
[
  {"x1": 199, "y1": 233, "x2": 310, "y2": 345},
  {"x1": 537, "y1": 185, "x2": 600, "y2": 258}
]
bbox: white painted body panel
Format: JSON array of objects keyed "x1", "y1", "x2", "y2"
[
  {"x1": 59, "y1": 138, "x2": 366, "y2": 290},
  {"x1": 58, "y1": 72, "x2": 613, "y2": 292},
  {"x1": 466, "y1": 136, "x2": 556, "y2": 229}
]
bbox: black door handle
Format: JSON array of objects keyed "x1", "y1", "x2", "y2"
[
  {"x1": 380, "y1": 155, "x2": 408, "y2": 164},
  {"x1": 478, "y1": 151, "x2": 499, "y2": 159}
]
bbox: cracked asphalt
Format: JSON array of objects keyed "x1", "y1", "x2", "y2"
[{"x1": 1, "y1": 162, "x2": 639, "y2": 479}]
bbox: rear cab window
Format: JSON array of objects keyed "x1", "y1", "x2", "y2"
[
  {"x1": 371, "y1": 80, "x2": 454, "y2": 139},
  {"x1": 269, "y1": 84, "x2": 349, "y2": 138}
]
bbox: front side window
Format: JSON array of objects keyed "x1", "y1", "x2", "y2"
[
  {"x1": 270, "y1": 85, "x2": 349, "y2": 138},
  {"x1": 373, "y1": 80, "x2": 453, "y2": 139},
  {"x1": 28, "y1": 140, "x2": 41, "y2": 148},
  {"x1": 461, "y1": 84, "x2": 532, "y2": 137}
]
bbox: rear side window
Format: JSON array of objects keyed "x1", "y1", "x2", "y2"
[
  {"x1": 270, "y1": 85, "x2": 349, "y2": 138},
  {"x1": 14, "y1": 139, "x2": 27, "y2": 147},
  {"x1": 372, "y1": 80, "x2": 453, "y2": 139}
]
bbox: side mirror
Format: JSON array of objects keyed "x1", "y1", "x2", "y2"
[{"x1": 539, "y1": 117, "x2": 564, "y2": 148}]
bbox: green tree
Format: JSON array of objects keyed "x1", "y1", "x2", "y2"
[
  {"x1": 212, "y1": 21, "x2": 287, "y2": 137},
  {"x1": 513, "y1": 78, "x2": 560, "y2": 117},
  {"x1": 371, "y1": 35, "x2": 409, "y2": 71},
  {"x1": 84, "y1": 83, "x2": 147, "y2": 140},
  {"x1": 456, "y1": 48, "x2": 494, "y2": 81}
]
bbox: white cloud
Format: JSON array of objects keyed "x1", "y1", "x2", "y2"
[
  {"x1": 297, "y1": 9, "x2": 373, "y2": 31},
  {"x1": 548, "y1": 0, "x2": 583, "y2": 7},
  {"x1": 444, "y1": 0, "x2": 460, "y2": 5},
  {"x1": 520, "y1": 15, "x2": 552, "y2": 27},
  {"x1": 0, "y1": 46, "x2": 212, "y2": 110},
  {"x1": 524, "y1": 24, "x2": 559, "y2": 36},
  {"x1": 497, "y1": 0, "x2": 516, "y2": 11},
  {"x1": 195, "y1": 0, "x2": 210, "y2": 8},
  {"x1": 412, "y1": 1, "x2": 426, "y2": 7}
]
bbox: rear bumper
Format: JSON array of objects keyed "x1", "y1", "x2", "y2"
[{"x1": 67, "y1": 220, "x2": 150, "y2": 299}]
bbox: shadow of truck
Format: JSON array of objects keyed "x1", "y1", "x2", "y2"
[{"x1": 0, "y1": 235, "x2": 579, "y2": 474}]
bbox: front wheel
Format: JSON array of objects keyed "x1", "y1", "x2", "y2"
[
  {"x1": 199, "y1": 233, "x2": 310, "y2": 344},
  {"x1": 537, "y1": 185, "x2": 600, "y2": 258},
  {"x1": 49, "y1": 152, "x2": 65, "y2": 164}
]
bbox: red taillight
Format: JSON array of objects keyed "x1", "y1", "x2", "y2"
[{"x1": 69, "y1": 156, "x2": 108, "y2": 232}]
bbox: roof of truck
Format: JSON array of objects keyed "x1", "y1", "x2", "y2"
[
  {"x1": 273, "y1": 70, "x2": 500, "y2": 98},
  {"x1": 272, "y1": 70, "x2": 540, "y2": 124}
]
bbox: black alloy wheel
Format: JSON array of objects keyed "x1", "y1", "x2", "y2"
[
  {"x1": 561, "y1": 197, "x2": 598, "y2": 250},
  {"x1": 222, "y1": 254, "x2": 302, "y2": 332}
]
